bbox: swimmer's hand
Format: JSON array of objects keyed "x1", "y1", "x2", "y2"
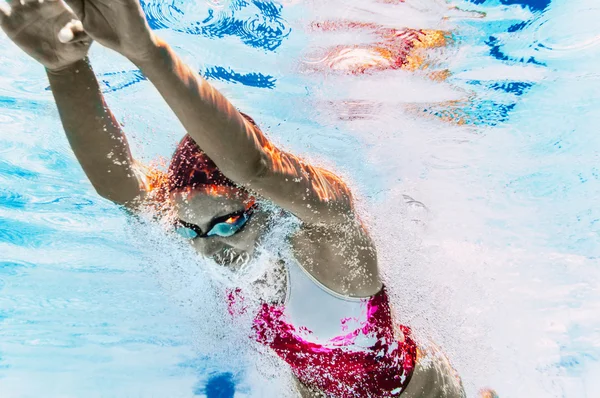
[
  {"x1": 0, "y1": 0, "x2": 92, "y2": 71},
  {"x1": 61, "y1": 0, "x2": 156, "y2": 63}
]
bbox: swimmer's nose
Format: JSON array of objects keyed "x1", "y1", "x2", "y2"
[{"x1": 194, "y1": 238, "x2": 225, "y2": 258}]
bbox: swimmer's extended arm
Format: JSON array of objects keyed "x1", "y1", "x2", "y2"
[
  {"x1": 63, "y1": 0, "x2": 354, "y2": 225},
  {"x1": 0, "y1": 1, "x2": 144, "y2": 207},
  {"x1": 47, "y1": 60, "x2": 144, "y2": 206},
  {"x1": 136, "y1": 39, "x2": 354, "y2": 225}
]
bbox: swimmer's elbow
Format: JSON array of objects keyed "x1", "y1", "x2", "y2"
[
  {"x1": 93, "y1": 183, "x2": 144, "y2": 209},
  {"x1": 95, "y1": 189, "x2": 134, "y2": 208}
]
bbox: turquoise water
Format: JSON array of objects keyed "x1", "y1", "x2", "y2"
[{"x1": 1, "y1": 0, "x2": 599, "y2": 396}]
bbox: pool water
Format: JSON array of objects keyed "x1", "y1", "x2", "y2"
[{"x1": 0, "y1": 0, "x2": 599, "y2": 397}]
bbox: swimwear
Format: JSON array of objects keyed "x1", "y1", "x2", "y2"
[{"x1": 253, "y1": 259, "x2": 417, "y2": 397}]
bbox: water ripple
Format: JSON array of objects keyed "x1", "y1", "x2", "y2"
[
  {"x1": 0, "y1": 95, "x2": 46, "y2": 111},
  {"x1": 468, "y1": 80, "x2": 534, "y2": 96},
  {"x1": 34, "y1": 214, "x2": 94, "y2": 232},
  {"x1": 0, "y1": 191, "x2": 99, "y2": 214},
  {"x1": 99, "y1": 70, "x2": 148, "y2": 93},
  {"x1": 30, "y1": 196, "x2": 97, "y2": 212},
  {"x1": 141, "y1": 0, "x2": 291, "y2": 51},
  {"x1": 534, "y1": 6, "x2": 600, "y2": 56},
  {"x1": 504, "y1": 171, "x2": 573, "y2": 203},
  {"x1": 465, "y1": 0, "x2": 551, "y2": 13},
  {"x1": 421, "y1": 99, "x2": 516, "y2": 126},
  {"x1": 0, "y1": 160, "x2": 39, "y2": 181},
  {"x1": 99, "y1": 67, "x2": 276, "y2": 92},
  {"x1": 0, "y1": 217, "x2": 53, "y2": 248},
  {"x1": 0, "y1": 260, "x2": 35, "y2": 277},
  {"x1": 485, "y1": 36, "x2": 546, "y2": 66},
  {"x1": 0, "y1": 97, "x2": 45, "y2": 127},
  {"x1": 0, "y1": 190, "x2": 28, "y2": 210},
  {"x1": 203, "y1": 66, "x2": 276, "y2": 88}
]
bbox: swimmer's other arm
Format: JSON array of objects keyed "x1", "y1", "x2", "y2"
[
  {"x1": 61, "y1": 0, "x2": 353, "y2": 224},
  {"x1": 0, "y1": 0, "x2": 144, "y2": 207},
  {"x1": 47, "y1": 60, "x2": 145, "y2": 206}
]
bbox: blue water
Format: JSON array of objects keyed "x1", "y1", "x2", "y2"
[{"x1": 1, "y1": 0, "x2": 599, "y2": 397}]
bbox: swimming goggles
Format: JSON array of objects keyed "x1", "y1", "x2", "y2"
[{"x1": 174, "y1": 203, "x2": 257, "y2": 240}]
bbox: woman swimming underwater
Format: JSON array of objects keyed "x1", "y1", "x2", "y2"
[{"x1": 0, "y1": 0, "x2": 496, "y2": 396}]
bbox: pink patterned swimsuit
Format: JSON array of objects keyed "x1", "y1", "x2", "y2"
[{"x1": 252, "y1": 260, "x2": 417, "y2": 397}]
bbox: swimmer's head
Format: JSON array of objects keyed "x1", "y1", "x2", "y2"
[{"x1": 167, "y1": 132, "x2": 269, "y2": 269}]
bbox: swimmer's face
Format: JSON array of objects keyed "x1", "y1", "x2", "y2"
[{"x1": 171, "y1": 187, "x2": 269, "y2": 269}]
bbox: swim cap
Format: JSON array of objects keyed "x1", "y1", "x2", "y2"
[
  {"x1": 167, "y1": 134, "x2": 236, "y2": 193},
  {"x1": 167, "y1": 113, "x2": 258, "y2": 193}
]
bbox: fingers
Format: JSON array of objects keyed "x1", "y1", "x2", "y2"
[
  {"x1": 0, "y1": 3, "x2": 12, "y2": 21},
  {"x1": 9, "y1": 0, "x2": 57, "y2": 4},
  {"x1": 0, "y1": 1, "x2": 18, "y2": 31},
  {"x1": 60, "y1": 0, "x2": 82, "y2": 19},
  {"x1": 1, "y1": 0, "x2": 58, "y2": 25},
  {"x1": 6, "y1": 0, "x2": 50, "y2": 5},
  {"x1": 0, "y1": 0, "x2": 13, "y2": 28}
]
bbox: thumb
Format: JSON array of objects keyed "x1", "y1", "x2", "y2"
[
  {"x1": 61, "y1": 0, "x2": 83, "y2": 19},
  {"x1": 58, "y1": 19, "x2": 89, "y2": 43}
]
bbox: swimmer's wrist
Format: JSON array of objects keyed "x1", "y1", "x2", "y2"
[
  {"x1": 45, "y1": 57, "x2": 91, "y2": 76},
  {"x1": 128, "y1": 32, "x2": 162, "y2": 67}
]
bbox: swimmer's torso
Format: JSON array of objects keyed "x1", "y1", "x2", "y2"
[
  {"x1": 253, "y1": 253, "x2": 417, "y2": 398},
  {"x1": 283, "y1": 258, "x2": 378, "y2": 347}
]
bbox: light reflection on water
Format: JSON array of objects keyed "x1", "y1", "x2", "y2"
[{"x1": 0, "y1": 0, "x2": 598, "y2": 397}]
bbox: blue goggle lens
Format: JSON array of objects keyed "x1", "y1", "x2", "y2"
[
  {"x1": 175, "y1": 226, "x2": 199, "y2": 240},
  {"x1": 206, "y1": 213, "x2": 249, "y2": 237}
]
